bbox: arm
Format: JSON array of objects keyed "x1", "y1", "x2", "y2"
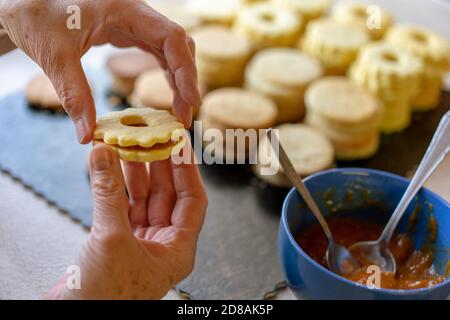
[{"x1": 0, "y1": 0, "x2": 200, "y2": 142}]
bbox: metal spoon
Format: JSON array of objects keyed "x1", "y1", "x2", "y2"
[
  {"x1": 267, "y1": 129, "x2": 360, "y2": 275},
  {"x1": 349, "y1": 111, "x2": 450, "y2": 274}
]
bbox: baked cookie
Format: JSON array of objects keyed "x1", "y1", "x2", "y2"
[
  {"x1": 150, "y1": 3, "x2": 202, "y2": 33},
  {"x1": 234, "y1": 3, "x2": 302, "y2": 50},
  {"x1": 200, "y1": 88, "x2": 277, "y2": 160},
  {"x1": 93, "y1": 108, "x2": 185, "y2": 162},
  {"x1": 349, "y1": 42, "x2": 423, "y2": 133},
  {"x1": 332, "y1": 2, "x2": 393, "y2": 39},
  {"x1": 107, "y1": 50, "x2": 159, "y2": 97},
  {"x1": 305, "y1": 77, "x2": 382, "y2": 160},
  {"x1": 26, "y1": 74, "x2": 63, "y2": 112},
  {"x1": 254, "y1": 124, "x2": 334, "y2": 188},
  {"x1": 192, "y1": 26, "x2": 252, "y2": 88},
  {"x1": 201, "y1": 88, "x2": 277, "y2": 129},
  {"x1": 386, "y1": 25, "x2": 450, "y2": 110},
  {"x1": 130, "y1": 69, "x2": 172, "y2": 111},
  {"x1": 301, "y1": 18, "x2": 369, "y2": 75},
  {"x1": 245, "y1": 48, "x2": 323, "y2": 122},
  {"x1": 187, "y1": 0, "x2": 239, "y2": 26},
  {"x1": 273, "y1": 0, "x2": 331, "y2": 25}
]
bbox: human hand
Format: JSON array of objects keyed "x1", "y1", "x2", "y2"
[
  {"x1": 0, "y1": 0, "x2": 200, "y2": 142},
  {"x1": 45, "y1": 143, "x2": 207, "y2": 299}
]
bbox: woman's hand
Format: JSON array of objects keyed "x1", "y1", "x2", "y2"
[
  {"x1": 46, "y1": 143, "x2": 207, "y2": 299},
  {"x1": 0, "y1": 0, "x2": 200, "y2": 142}
]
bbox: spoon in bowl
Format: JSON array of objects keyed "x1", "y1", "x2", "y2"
[
  {"x1": 267, "y1": 129, "x2": 360, "y2": 275},
  {"x1": 349, "y1": 111, "x2": 450, "y2": 274}
]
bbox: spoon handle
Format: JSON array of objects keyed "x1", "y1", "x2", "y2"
[
  {"x1": 267, "y1": 129, "x2": 334, "y2": 242},
  {"x1": 380, "y1": 111, "x2": 450, "y2": 243}
]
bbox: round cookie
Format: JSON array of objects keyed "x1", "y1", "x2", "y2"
[
  {"x1": 150, "y1": 3, "x2": 202, "y2": 33},
  {"x1": 200, "y1": 88, "x2": 278, "y2": 129},
  {"x1": 245, "y1": 48, "x2": 323, "y2": 122},
  {"x1": 254, "y1": 124, "x2": 335, "y2": 187},
  {"x1": 273, "y1": 0, "x2": 331, "y2": 24},
  {"x1": 93, "y1": 108, "x2": 185, "y2": 163},
  {"x1": 386, "y1": 25, "x2": 450, "y2": 70},
  {"x1": 386, "y1": 25, "x2": 450, "y2": 110},
  {"x1": 130, "y1": 69, "x2": 173, "y2": 111},
  {"x1": 107, "y1": 51, "x2": 160, "y2": 97},
  {"x1": 234, "y1": 3, "x2": 302, "y2": 50},
  {"x1": 304, "y1": 77, "x2": 382, "y2": 133},
  {"x1": 349, "y1": 42, "x2": 423, "y2": 99},
  {"x1": 187, "y1": 0, "x2": 239, "y2": 26},
  {"x1": 192, "y1": 26, "x2": 252, "y2": 88},
  {"x1": 26, "y1": 74, "x2": 63, "y2": 112},
  {"x1": 349, "y1": 42, "x2": 423, "y2": 133},
  {"x1": 332, "y1": 2, "x2": 393, "y2": 40},
  {"x1": 301, "y1": 18, "x2": 369, "y2": 75}
]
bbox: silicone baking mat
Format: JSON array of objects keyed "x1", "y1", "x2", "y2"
[{"x1": 0, "y1": 68, "x2": 448, "y2": 299}]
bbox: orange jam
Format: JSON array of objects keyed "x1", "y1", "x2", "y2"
[{"x1": 296, "y1": 217, "x2": 446, "y2": 290}]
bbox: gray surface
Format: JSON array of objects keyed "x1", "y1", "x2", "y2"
[{"x1": 179, "y1": 164, "x2": 285, "y2": 299}]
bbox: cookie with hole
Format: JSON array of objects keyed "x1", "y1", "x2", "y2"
[{"x1": 93, "y1": 108, "x2": 185, "y2": 163}]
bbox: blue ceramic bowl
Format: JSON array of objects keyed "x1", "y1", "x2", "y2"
[{"x1": 279, "y1": 168, "x2": 450, "y2": 300}]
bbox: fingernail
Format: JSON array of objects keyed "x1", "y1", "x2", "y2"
[
  {"x1": 75, "y1": 119, "x2": 87, "y2": 143},
  {"x1": 93, "y1": 148, "x2": 112, "y2": 171}
]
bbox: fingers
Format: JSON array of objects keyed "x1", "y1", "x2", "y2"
[
  {"x1": 46, "y1": 53, "x2": 95, "y2": 144},
  {"x1": 171, "y1": 144, "x2": 208, "y2": 236},
  {"x1": 89, "y1": 144, "x2": 131, "y2": 237},
  {"x1": 115, "y1": 1, "x2": 201, "y2": 127},
  {"x1": 147, "y1": 159, "x2": 177, "y2": 227},
  {"x1": 122, "y1": 161, "x2": 150, "y2": 227}
]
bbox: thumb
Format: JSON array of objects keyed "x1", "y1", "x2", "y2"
[
  {"x1": 46, "y1": 54, "x2": 95, "y2": 144},
  {"x1": 89, "y1": 144, "x2": 130, "y2": 236}
]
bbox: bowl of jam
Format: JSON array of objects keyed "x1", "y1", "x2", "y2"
[{"x1": 279, "y1": 168, "x2": 450, "y2": 300}]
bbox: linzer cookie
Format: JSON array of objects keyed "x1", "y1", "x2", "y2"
[
  {"x1": 234, "y1": 3, "x2": 302, "y2": 50},
  {"x1": 332, "y1": 2, "x2": 393, "y2": 40},
  {"x1": 93, "y1": 108, "x2": 185, "y2": 162},
  {"x1": 349, "y1": 42, "x2": 423, "y2": 133},
  {"x1": 274, "y1": 0, "x2": 331, "y2": 25},
  {"x1": 301, "y1": 18, "x2": 369, "y2": 75},
  {"x1": 386, "y1": 25, "x2": 450, "y2": 110}
]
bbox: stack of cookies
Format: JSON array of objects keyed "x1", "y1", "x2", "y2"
[
  {"x1": 305, "y1": 77, "x2": 383, "y2": 160},
  {"x1": 192, "y1": 26, "x2": 252, "y2": 89},
  {"x1": 234, "y1": 3, "x2": 302, "y2": 50},
  {"x1": 245, "y1": 48, "x2": 323, "y2": 123},
  {"x1": 130, "y1": 69, "x2": 173, "y2": 112},
  {"x1": 199, "y1": 88, "x2": 277, "y2": 161},
  {"x1": 273, "y1": 0, "x2": 331, "y2": 26},
  {"x1": 106, "y1": 50, "x2": 159, "y2": 98},
  {"x1": 149, "y1": 2, "x2": 202, "y2": 33},
  {"x1": 254, "y1": 123, "x2": 334, "y2": 188},
  {"x1": 331, "y1": 2, "x2": 393, "y2": 40},
  {"x1": 26, "y1": 74, "x2": 64, "y2": 113},
  {"x1": 301, "y1": 18, "x2": 369, "y2": 75},
  {"x1": 386, "y1": 25, "x2": 450, "y2": 111},
  {"x1": 187, "y1": 0, "x2": 239, "y2": 26},
  {"x1": 349, "y1": 42, "x2": 423, "y2": 133}
]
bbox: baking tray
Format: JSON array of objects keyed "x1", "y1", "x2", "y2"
[{"x1": 0, "y1": 68, "x2": 448, "y2": 299}]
